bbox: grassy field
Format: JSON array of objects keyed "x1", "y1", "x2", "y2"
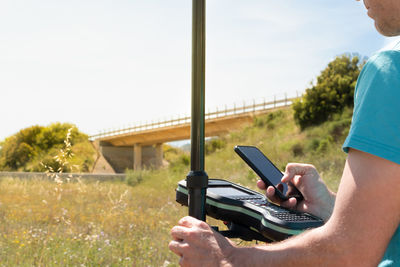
[
  {"x1": 0, "y1": 107, "x2": 351, "y2": 266},
  {"x1": 0, "y1": 171, "x2": 187, "y2": 266}
]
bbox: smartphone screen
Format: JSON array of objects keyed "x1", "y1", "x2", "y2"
[{"x1": 234, "y1": 146, "x2": 289, "y2": 199}]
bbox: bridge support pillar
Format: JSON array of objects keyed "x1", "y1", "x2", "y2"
[
  {"x1": 133, "y1": 144, "x2": 142, "y2": 170},
  {"x1": 155, "y1": 143, "x2": 163, "y2": 168}
]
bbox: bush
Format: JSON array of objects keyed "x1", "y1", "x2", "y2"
[
  {"x1": 307, "y1": 138, "x2": 321, "y2": 152},
  {"x1": 316, "y1": 136, "x2": 333, "y2": 154},
  {"x1": 293, "y1": 54, "x2": 364, "y2": 130},
  {"x1": 178, "y1": 154, "x2": 190, "y2": 166},
  {"x1": 291, "y1": 142, "x2": 304, "y2": 157},
  {"x1": 205, "y1": 138, "x2": 226, "y2": 155},
  {"x1": 254, "y1": 111, "x2": 283, "y2": 129},
  {"x1": 125, "y1": 169, "x2": 146, "y2": 187},
  {"x1": 328, "y1": 118, "x2": 352, "y2": 142},
  {"x1": 0, "y1": 123, "x2": 95, "y2": 172}
]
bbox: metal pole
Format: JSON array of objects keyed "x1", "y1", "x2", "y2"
[{"x1": 187, "y1": 0, "x2": 208, "y2": 221}]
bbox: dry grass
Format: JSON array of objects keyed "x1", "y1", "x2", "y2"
[{"x1": 0, "y1": 173, "x2": 186, "y2": 266}]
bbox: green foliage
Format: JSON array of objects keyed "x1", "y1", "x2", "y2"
[
  {"x1": 316, "y1": 136, "x2": 334, "y2": 154},
  {"x1": 291, "y1": 142, "x2": 304, "y2": 157},
  {"x1": 205, "y1": 137, "x2": 227, "y2": 155},
  {"x1": 307, "y1": 138, "x2": 321, "y2": 151},
  {"x1": 179, "y1": 154, "x2": 190, "y2": 166},
  {"x1": 254, "y1": 110, "x2": 283, "y2": 130},
  {"x1": 125, "y1": 169, "x2": 146, "y2": 186},
  {"x1": 163, "y1": 144, "x2": 190, "y2": 174},
  {"x1": 164, "y1": 144, "x2": 189, "y2": 166},
  {"x1": 328, "y1": 117, "x2": 352, "y2": 142},
  {"x1": 0, "y1": 123, "x2": 96, "y2": 172},
  {"x1": 293, "y1": 54, "x2": 363, "y2": 129}
]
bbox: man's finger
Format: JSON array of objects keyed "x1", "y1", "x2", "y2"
[
  {"x1": 178, "y1": 216, "x2": 193, "y2": 227},
  {"x1": 266, "y1": 186, "x2": 283, "y2": 204},
  {"x1": 282, "y1": 164, "x2": 305, "y2": 182},
  {"x1": 265, "y1": 186, "x2": 276, "y2": 198},
  {"x1": 168, "y1": 240, "x2": 187, "y2": 257},
  {"x1": 280, "y1": 197, "x2": 297, "y2": 209},
  {"x1": 257, "y1": 179, "x2": 267, "y2": 190},
  {"x1": 266, "y1": 186, "x2": 297, "y2": 209},
  {"x1": 171, "y1": 226, "x2": 190, "y2": 241},
  {"x1": 178, "y1": 216, "x2": 201, "y2": 228}
]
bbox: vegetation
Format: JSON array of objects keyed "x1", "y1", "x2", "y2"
[
  {"x1": 0, "y1": 123, "x2": 96, "y2": 173},
  {"x1": 0, "y1": 106, "x2": 352, "y2": 265},
  {"x1": 293, "y1": 54, "x2": 363, "y2": 130}
]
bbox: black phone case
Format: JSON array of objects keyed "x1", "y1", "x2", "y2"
[{"x1": 234, "y1": 145, "x2": 303, "y2": 201}]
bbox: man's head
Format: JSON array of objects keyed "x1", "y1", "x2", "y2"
[{"x1": 359, "y1": 0, "x2": 400, "y2": 36}]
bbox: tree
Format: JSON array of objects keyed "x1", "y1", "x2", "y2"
[
  {"x1": 293, "y1": 54, "x2": 364, "y2": 130},
  {"x1": 0, "y1": 123, "x2": 95, "y2": 172}
]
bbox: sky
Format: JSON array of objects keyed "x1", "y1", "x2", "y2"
[{"x1": 0, "y1": 0, "x2": 396, "y2": 141}]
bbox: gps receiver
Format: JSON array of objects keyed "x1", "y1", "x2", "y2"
[{"x1": 176, "y1": 166, "x2": 324, "y2": 242}]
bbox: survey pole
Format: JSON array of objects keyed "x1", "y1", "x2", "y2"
[{"x1": 186, "y1": 0, "x2": 208, "y2": 221}]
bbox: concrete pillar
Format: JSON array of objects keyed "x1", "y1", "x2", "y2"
[
  {"x1": 133, "y1": 144, "x2": 142, "y2": 170},
  {"x1": 155, "y1": 143, "x2": 163, "y2": 168}
]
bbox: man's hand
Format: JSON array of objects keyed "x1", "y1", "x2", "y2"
[
  {"x1": 257, "y1": 163, "x2": 336, "y2": 221},
  {"x1": 169, "y1": 216, "x2": 236, "y2": 267}
]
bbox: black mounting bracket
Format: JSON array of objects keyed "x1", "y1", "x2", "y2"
[{"x1": 212, "y1": 222, "x2": 272, "y2": 242}]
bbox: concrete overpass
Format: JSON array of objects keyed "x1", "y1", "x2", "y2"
[{"x1": 90, "y1": 96, "x2": 297, "y2": 173}]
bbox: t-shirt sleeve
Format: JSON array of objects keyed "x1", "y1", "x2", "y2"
[{"x1": 342, "y1": 51, "x2": 400, "y2": 164}]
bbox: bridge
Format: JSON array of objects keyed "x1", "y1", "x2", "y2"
[{"x1": 90, "y1": 95, "x2": 298, "y2": 173}]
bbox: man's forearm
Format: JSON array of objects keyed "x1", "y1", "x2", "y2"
[{"x1": 229, "y1": 225, "x2": 361, "y2": 267}]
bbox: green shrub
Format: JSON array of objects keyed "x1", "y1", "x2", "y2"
[
  {"x1": 205, "y1": 138, "x2": 226, "y2": 155},
  {"x1": 125, "y1": 169, "x2": 146, "y2": 186},
  {"x1": 307, "y1": 138, "x2": 321, "y2": 151},
  {"x1": 291, "y1": 142, "x2": 304, "y2": 157},
  {"x1": 328, "y1": 118, "x2": 352, "y2": 142},
  {"x1": 293, "y1": 54, "x2": 363, "y2": 130},
  {"x1": 316, "y1": 136, "x2": 334, "y2": 154},
  {"x1": 254, "y1": 111, "x2": 283, "y2": 129},
  {"x1": 178, "y1": 154, "x2": 190, "y2": 166},
  {"x1": 0, "y1": 123, "x2": 95, "y2": 172}
]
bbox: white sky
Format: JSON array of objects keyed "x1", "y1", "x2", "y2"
[{"x1": 0, "y1": 0, "x2": 395, "y2": 141}]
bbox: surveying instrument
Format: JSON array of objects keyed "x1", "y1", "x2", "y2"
[{"x1": 175, "y1": 0, "x2": 323, "y2": 242}]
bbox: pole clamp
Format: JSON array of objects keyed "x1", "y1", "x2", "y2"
[{"x1": 186, "y1": 170, "x2": 208, "y2": 189}]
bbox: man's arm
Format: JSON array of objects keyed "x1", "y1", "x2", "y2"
[
  {"x1": 170, "y1": 149, "x2": 400, "y2": 266},
  {"x1": 233, "y1": 148, "x2": 400, "y2": 266}
]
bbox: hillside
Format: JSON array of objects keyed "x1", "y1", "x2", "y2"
[{"x1": 203, "y1": 107, "x2": 351, "y2": 192}]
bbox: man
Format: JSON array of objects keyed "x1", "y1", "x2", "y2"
[{"x1": 169, "y1": 0, "x2": 400, "y2": 266}]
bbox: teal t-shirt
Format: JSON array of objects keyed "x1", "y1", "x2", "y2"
[{"x1": 342, "y1": 50, "x2": 400, "y2": 265}]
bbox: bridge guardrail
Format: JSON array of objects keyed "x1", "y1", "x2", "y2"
[{"x1": 89, "y1": 94, "x2": 299, "y2": 141}]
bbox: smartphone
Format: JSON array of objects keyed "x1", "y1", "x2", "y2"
[{"x1": 234, "y1": 145, "x2": 303, "y2": 201}]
